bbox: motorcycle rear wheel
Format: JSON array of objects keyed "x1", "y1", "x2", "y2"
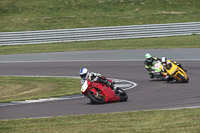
[
  {"x1": 116, "y1": 88, "x2": 128, "y2": 102},
  {"x1": 87, "y1": 90, "x2": 105, "y2": 104}
]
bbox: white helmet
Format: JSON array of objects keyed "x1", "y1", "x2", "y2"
[
  {"x1": 161, "y1": 57, "x2": 167, "y2": 66},
  {"x1": 79, "y1": 68, "x2": 89, "y2": 80}
]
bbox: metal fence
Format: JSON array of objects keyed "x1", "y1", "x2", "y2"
[{"x1": 0, "y1": 22, "x2": 200, "y2": 46}]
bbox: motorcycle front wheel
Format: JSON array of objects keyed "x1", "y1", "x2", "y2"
[
  {"x1": 177, "y1": 73, "x2": 189, "y2": 83},
  {"x1": 87, "y1": 90, "x2": 105, "y2": 104}
]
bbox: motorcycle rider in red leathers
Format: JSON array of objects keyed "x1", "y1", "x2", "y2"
[{"x1": 79, "y1": 68, "x2": 114, "y2": 89}]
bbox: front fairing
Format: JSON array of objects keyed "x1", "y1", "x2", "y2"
[
  {"x1": 81, "y1": 79, "x2": 90, "y2": 94},
  {"x1": 151, "y1": 61, "x2": 166, "y2": 78},
  {"x1": 175, "y1": 67, "x2": 188, "y2": 80},
  {"x1": 81, "y1": 79, "x2": 120, "y2": 103},
  {"x1": 165, "y1": 63, "x2": 187, "y2": 80},
  {"x1": 165, "y1": 63, "x2": 177, "y2": 76},
  {"x1": 81, "y1": 80, "x2": 103, "y2": 96},
  {"x1": 152, "y1": 61, "x2": 162, "y2": 73}
]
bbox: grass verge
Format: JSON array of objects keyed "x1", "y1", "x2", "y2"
[
  {"x1": 0, "y1": 108, "x2": 200, "y2": 132},
  {"x1": 0, "y1": 35, "x2": 200, "y2": 55},
  {"x1": 0, "y1": 0, "x2": 199, "y2": 32},
  {"x1": 0, "y1": 76, "x2": 80, "y2": 103}
]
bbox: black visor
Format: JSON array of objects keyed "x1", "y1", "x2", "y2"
[
  {"x1": 80, "y1": 73, "x2": 87, "y2": 78},
  {"x1": 162, "y1": 62, "x2": 166, "y2": 66},
  {"x1": 147, "y1": 57, "x2": 152, "y2": 62}
]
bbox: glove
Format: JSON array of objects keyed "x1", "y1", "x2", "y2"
[
  {"x1": 106, "y1": 81, "x2": 114, "y2": 90},
  {"x1": 107, "y1": 81, "x2": 112, "y2": 86},
  {"x1": 93, "y1": 76, "x2": 99, "y2": 82},
  {"x1": 96, "y1": 73, "x2": 102, "y2": 77}
]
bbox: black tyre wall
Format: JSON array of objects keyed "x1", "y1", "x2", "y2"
[{"x1": 177, "y1": 73, "x2": 189, "y2": 83}]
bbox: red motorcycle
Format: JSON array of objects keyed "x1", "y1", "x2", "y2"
[{"x1": 81, "y1": 79, "x2": 128, "y2": 104}]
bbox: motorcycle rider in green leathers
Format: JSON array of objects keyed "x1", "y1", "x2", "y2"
[{"x1": 144, "y1": 53, "x2": 161, "y2": 78}]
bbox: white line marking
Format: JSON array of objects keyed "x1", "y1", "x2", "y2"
[
  {"x1": 112, "y1": 78, "x2": 137, "y2": 91},
  {"x1": 157, "y1": 106, "x2": 200, "y2": 110}
]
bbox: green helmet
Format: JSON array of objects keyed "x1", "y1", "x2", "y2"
[
  {"x1": 145, "y1": 53, "x2": 153, "y2": 62},
  {"x1": 145, "y1": 53, "x2": 152, "y2": 59}
]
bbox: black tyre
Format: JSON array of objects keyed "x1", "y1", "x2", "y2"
[
  {"x1": 115, "y1": 88, "x2": 128, "y2": 102},
  {"x1": 177, "y1": 73, "x2": 189, "y2": 83},
  {"x1": 87, "y1": 90, "x2": 105, "y2": 104}
]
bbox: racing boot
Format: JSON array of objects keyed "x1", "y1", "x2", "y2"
[
  {"x1": 99, "y1": 78, "x2": 114, "y2": 89},
  {"x1": 149, "y1": 72, "x2": 154, "y2": 78},
  {"x1": 106, "y1": 81, "x2": 115, "y2": 90}
]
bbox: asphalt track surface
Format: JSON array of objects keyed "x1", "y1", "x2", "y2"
[{"x1": 0, "y1": 48, "x2": 200, "y2": 120}]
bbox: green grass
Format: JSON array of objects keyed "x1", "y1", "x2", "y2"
[
  {"x1": 0, "y1": 0, "x2": 199, "y2": 32},
  {"x1": 0, "y1": 108, "x2": 200, "y2": 132},
  {"x1": 0, "y1": 34, "x2": 200, "y2": 55},
  {"x1": 0, "y1": 76, "x2": 80, "y2": 103}
]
